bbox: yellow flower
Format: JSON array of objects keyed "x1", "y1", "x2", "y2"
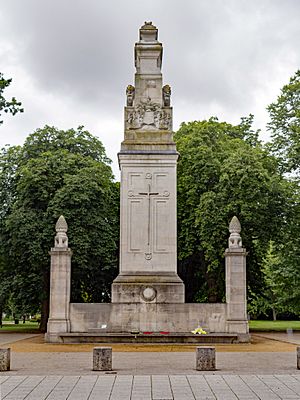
[{"x1": 191, "y1": 327, "x2": 207, "y2": 335}]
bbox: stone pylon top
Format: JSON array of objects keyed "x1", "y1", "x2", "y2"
[
  {"x1": 121, "y1": 23, "x2": 175, "y2": 153},
  {"x1": 54, "y1": 215, "x2": 68, "y2": 248},
  {"x1": 55, "y1": 215, "x2": 68, "y2": 233},
  {"x1": 228, "y1": 216, "x2": 242, "y2": 248},
  {"x1": 229, "y1": 216, "x2": 241, "y2": 234}
]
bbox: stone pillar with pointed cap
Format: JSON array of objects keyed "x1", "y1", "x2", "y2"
[
  {"x1": 46, "y1": 215, "x2": 72, "y2": 343},
  {"x1": 112, "y1": 22, "x2": 184, "y2": 304},
  {"x1": 225, "y1": 216, "x2": 249, "y2": 336}
]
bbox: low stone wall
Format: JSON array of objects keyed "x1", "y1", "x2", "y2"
[{"x1": 69, "y1": 302, "x2": 227, "y2": 333}]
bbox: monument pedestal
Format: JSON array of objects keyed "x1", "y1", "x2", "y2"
[{"x1": 112, "y1": 273, "x2": 184, "y2": 303}]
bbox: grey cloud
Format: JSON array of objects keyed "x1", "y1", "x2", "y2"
[
  {"x1": 163, "y1": 0, "x2": 300, "y2": 116},
  {"x1": 0, "y1": 0, "x2": 300, "y2": 140}
]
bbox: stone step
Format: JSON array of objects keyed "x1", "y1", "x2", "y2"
[{"x1": 59, "y1": 332, "x2": 239, "y2": 344}]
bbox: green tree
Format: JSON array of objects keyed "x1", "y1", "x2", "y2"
[
  {"x1": 0, "y1": 73, "x2": 23, "y2": 125},
  {"x1": 267, "y1": 181, "x2": 300, "y2": 315},
  {"x1": 0, "y1": 126, "x2": 119, "y2": 331},
  {"x1": 267, "y1": 70, "x2": 300, "y2": 174},
  {"x1": 175, "y1": 118, "x2": 287, "y2": 303},
  {"x1": 266, "y1": 70, "x2": 300, "y2": 316},
  {"x1": 250, "y1": 241, "x2": 283, "y2": 320}
]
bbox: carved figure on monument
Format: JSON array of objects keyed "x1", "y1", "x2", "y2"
[
  {"x1": 126, "y1": 85, "x2": 135, "y2": 106},
  {"x1": 159, "y1": 110, "x2": 172, "y2": 130},
  {"x1": 162, "y1": 84, "x2": 171, "y2": 106}
]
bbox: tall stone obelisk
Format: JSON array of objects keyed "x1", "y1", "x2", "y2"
[{"x1": 112, "y1": 22, "x2": 184, "y2": 304}]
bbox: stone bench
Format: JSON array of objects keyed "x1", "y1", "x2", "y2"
[
  {"x1": 93, "y1": 347, "x2": 112, "y2": 371},
  {"x1": 196, "y1": 346, "x2": 216, "y2": 371},
  {"x1": 0, "y1": 348, "x2": 10, "y2": 372}
]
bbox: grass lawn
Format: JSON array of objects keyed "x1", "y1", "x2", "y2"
[
  {"x1": 2, "y1": 320, "x2": 300, "y2": 333},
  {"x1": 249, "y1": 320, "x2": 300, "y2": 331},
  {"x1": 0, "y1": 321, "x2": 40, "y2": 332}
]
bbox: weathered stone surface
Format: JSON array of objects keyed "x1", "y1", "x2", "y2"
[
  {"x1": 55, "y1": 215, "x2": 68, "y2": 248},
  {"x1": 93, "y1": 347, "x2": 112, "y2": 371},
  {"x1": 196, "y1": 346, "x2": 216, "y2": 371},
  {"x1": 225, "y1": 217, "x2": 249, "y2": 335},
  {"x1": 113, "y1": 23, "x2": 184, "y2": 304},
  {"x1": 69, "y1": 302, "x2": 228, "y2": 334},
  {"x1": 297, "y1": 346, "x2": 300, "y2": 369},
  {"x1": 122, "y1": 23, "x2": 174, "y2": 153},
  {"x1": 0, "y1": 348, "x2": 10, "y2": 371},
  {"x1": 112, "y1": 274, "x2": 184, "y2": 303},
  {"x1": 228, "y1": 215, "x2": 242, "y2": 248},
  {"x1": 45, "y1": 216, "x2": 72, "y2": 343},
  {"x1": 115, "y1": 155, "x2": 180, "y2": 278}
]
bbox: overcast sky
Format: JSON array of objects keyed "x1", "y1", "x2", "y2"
[{"x1": 1, "y1": 0, "x2": 299, "y2": 178}]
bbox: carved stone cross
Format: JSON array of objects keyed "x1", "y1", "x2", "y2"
[
  {"x1": 138, "y1": 183, "x2": 159, "y2": 250},
  {"x1": 128, "y1": 181, "x2": 170, "y2": 260}
]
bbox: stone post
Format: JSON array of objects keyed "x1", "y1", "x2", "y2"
[
  {"x1": 297, "y1": 347, "x2": 300, "y2": 370},
  {"x1": 225, "y1": 216, "x2": 249, "y2": 337},
  {"x1": 0, "y1": 348, "x2": 10, "y2": 371},
  {"x1": 45, "y1": 216, "x2": 72, "y2": 343},
  {"x1": 196, "y1": 347, "x2": 216, "y2": 371},
  {"x1": 93, "y1": 347, "x2": 112, "y2": 371}
]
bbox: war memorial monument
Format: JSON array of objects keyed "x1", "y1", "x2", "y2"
[{"x1": 46, "y1": 22, "x2": 249, "y2": 344}]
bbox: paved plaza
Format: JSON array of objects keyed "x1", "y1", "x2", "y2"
[
  {"x1": 0, "y1": 333, "x2": 300, "y2": 399},
  {"x1": 1, "y1": 351, "x2": 299, "y2": 376},
  {"x1": 1, "y1": 374, "x2": 300, "y2": 399}
]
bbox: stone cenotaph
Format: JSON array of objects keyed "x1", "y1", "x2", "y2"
[
  {"x1": 46, "y1": 23, "x2": 249, "y2": 343},
  {"x1": 111, "y1": 21, "x2": 184, "y2": 304}
]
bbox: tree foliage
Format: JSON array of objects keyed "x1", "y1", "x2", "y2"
[
  {"x1": 264, "y1": 70, "x2": 300, "y2": 316},
  {"x1": 0, "y1": 126, "x2": 119, "y2": 330},
  {"x1": 1, "y1": 68, "x2": 300, "y2": 326},
  {"x1": 0, "y1": 73, "x2": 23, "y2": 125},
  {"x1": 267, "y1": 69, "x2": 300, "y2": 174},
  {"x1": 247, "y1": 241, "x2": 283, "y2": 320},
  {"x1": 175, "y1": 118, "x2": 287, "y2": 303},
  {"x1": 265, "y1": 181, "x2": 300, "y2": 315}
]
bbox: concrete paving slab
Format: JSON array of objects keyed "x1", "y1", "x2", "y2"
[
  {"x1": 254, "y1": 333, "x2": 300, "y2": 346},
  {"x1": 0, "y1": 333, "x2": 40, "y2": 346},
  {"x1": 2, "y1": 375, "x2": 300, "y2": 400}
]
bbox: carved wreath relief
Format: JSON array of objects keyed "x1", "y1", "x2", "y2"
[{"x1": 140, "y1": 286, "x2": 157, "y2": 302}]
